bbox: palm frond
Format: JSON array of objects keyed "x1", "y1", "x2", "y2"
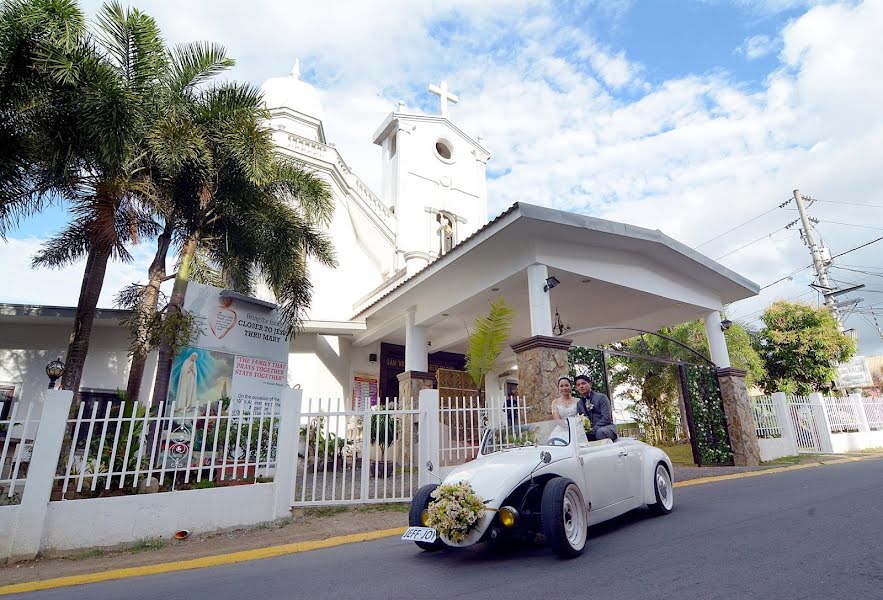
[
  {"x1": 167, "y1": 41, "x2": 233, "y2": 96},
  {"x1": 465, "y1": 297, "x2": 515, "y2": 390}
]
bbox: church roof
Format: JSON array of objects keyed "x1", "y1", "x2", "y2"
[{"x1": 352, "y1": 202, "x2": 760, "y2": 319}]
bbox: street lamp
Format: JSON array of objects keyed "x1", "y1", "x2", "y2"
[{"x1": 45, "y1": 357, "x2": 65, "y2": 389}]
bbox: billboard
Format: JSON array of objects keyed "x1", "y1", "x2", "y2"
[
  {"x1": 834, "y1": 356, "x2": 873, "y2": 389},
  {"x1": 167, "y1": 282, "x2": 288, "y2": 416}
]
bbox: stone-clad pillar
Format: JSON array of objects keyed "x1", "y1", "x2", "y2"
[
  {"x1": 511, "y1": 336, "x2": 572, "y2": 422},
  {"x1": 397, "y1": 371, "x2": 435, "y2": 410},
  {"x1": 716, "y1": 367, "x2": 761, "y2": 466}
]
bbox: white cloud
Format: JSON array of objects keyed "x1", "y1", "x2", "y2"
[
  {"x1": 736, "y1": 34, "x2": 778, "y2": 59},
  {"x1": 0, "y1": 239, "x2": 157, "y2": 308}
]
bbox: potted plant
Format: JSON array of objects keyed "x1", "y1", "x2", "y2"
[{"x1": 369, "y1": 406, "x2": 398, "y2": 476}]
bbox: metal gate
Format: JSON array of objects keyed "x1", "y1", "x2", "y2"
[
  {"x1": 787, "y1": 397, "x2": 824, "y2": 453},
  {"x1": 569, "y1": 337, "x2": 734, "y2": 466}
]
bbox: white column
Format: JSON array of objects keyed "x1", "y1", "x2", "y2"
[
  {"x1": 703, "y1": 310, "x2": 731, "y2": 368},
  {"x1": 405, "y1": 309, "x2": 428, "y2": 372},
  {"x1": 527, "y1": 263, "x2": 553, "y2": 337},
  {"x1": 10, "y1": 390, "x2": 73, "y2": 562},
  {"x1": 771, "y1": 392, "x2": 799, "y2": 456},
  {"x1": 272, "y1": 387, "x2": 302, "y2": 518}
]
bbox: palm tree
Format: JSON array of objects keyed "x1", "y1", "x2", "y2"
[
  {"x1": 1, "y1": 0, "x2": 168, "y2": 401},
  {"x1": 142, "y1": 81, "x2": 335, "y2": 406}
]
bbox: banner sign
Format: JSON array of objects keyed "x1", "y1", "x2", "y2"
[
  {"x1": 352, "y1": 374, "x2": 379, "y2": 409},
  {"x1": 167, "y1": 282, "x2": 288, "y2": 416},
  {"x1": 835, "y1": 356, "x2": 873, "y2": 389}
]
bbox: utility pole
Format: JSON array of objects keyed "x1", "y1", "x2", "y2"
[{"x1": 793, "y1": 189, "x2": 845, "y2": 332}]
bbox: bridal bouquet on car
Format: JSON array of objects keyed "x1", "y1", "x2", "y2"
[
  {"x1": 426, "y1": 481, "x2": 485, "y2": 543},
  {"x1": 578, "y1": 414, "x2": 593, "y2": 437}
]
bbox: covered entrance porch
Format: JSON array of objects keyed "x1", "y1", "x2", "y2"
[{"x1": 352, "y1": 203, "x2": 762, "y2": 465}]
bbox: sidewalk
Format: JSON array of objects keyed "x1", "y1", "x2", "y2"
[{"x1": 674, "y1": 450, "x2": 883, "y2": 482}]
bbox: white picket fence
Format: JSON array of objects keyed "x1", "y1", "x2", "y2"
[
  {"x1": 56, "y1": 399, "x2": 280, "y2": 498},
  {"x1": 751, "y1": 393, "x2": 883, "y2": 460},
  {"x1": 0, "y1": 399, "x2": 39, "y2": 504},
  {"x1": 291, "y1": 395, "x2": 528, "y2": 507}
]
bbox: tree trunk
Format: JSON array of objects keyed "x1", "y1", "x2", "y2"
[
  {"x1": 124, "y1": 225, "x2": 173, "y2": 404},
  {"x1": 60, "y1": 244, "x2": 112, "y2": 404},
  {"x1": 150, "y1": 235, "x2": 198, "y2": 406}
]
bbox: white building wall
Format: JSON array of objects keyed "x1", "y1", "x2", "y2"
[
  {"x1": 0, "y1": 322, "x2": 152, "y2": 414},
  {"x1": 288, "y1": 334, "x2": 379, "y2": 406}
]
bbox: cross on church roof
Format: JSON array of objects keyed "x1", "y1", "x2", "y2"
[{"x1": 428, "y1": 80, "x2": 458, "y2": 117}]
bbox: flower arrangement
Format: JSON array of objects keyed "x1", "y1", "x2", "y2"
[
  {"x1": 426, "y1": 481, "x2": 486, "y2": 543},
  {"x1": 578, "y1": 414, "x2": 593, "y2": 437}
]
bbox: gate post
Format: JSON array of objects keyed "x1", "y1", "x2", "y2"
[
  {"x1": 418, "y1": 389, "x2": 440, "y2": 488},
  {"x1": 771, "y1": 392, "x2": 799, "y2": 457},
  {"x1": 716, "y1": 368, "x2": 762, "y2": 466},
  {"x1": 273, "y1": 387, "x2": 301, "y2": 518},
  {"x1": 809, "y1": 392, "x2": 835, "y2": 453},
  {"x1": 360, "y1": 399, "x2": 371, "y2": 499},
  {"x1": 9, "y1": 390, "x2": 73, "y2": 562}
]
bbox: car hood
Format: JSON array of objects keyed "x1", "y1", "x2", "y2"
[{"x1": 439, "y1": 446, "x2": 571, "y2": 546}]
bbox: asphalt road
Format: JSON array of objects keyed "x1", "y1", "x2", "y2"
[{"x1": 16, "y1": 457, "x2": 883, "y2": 600}]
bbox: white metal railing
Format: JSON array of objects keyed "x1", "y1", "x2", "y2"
[
  {"x1": 55, "y1": 400, "x2": 279, "y2": 499},
  {"x1": 823, "y1": 395, "x2": 862, "y2": 433},
  {"x1": 293, "y1": 398, "x2": 419, "y2": 506},
  {"x1": 862, "y1": 396, "x2": 883, "y2": 431},
  {"x1": 751, "y1": 396, "x2": 782, "y2": 439},
  {"x1": 1, "y1": 399, "x2": 38, "y2": 504},
  {"x1": 439, "y1": 396, "x2": 529, "y2": 469}
]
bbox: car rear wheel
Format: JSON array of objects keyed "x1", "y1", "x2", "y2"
[
  {"x1": 541, "y1": 477, "x2": 587, "y2": 558},
  {"x1": 409, "y1": 484, "x2": 445, "y2": 551},
  {"x1": 648, "y1": 462, "x2": 674, "y2": 515}
]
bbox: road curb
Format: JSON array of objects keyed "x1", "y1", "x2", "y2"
[
  {"x1": 0, "y1": 527, "x2": 407, "y2": 596},
  {"x1": 2, "y1": 452, "x2": 880, "y2": 595},
  {"x1": 674, "y1": 453, "x2": 881, "y2": 488}
]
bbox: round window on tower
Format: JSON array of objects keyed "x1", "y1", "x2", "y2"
[{"x1": 434, "y1": 138, "x2": 454, "y2": 162}]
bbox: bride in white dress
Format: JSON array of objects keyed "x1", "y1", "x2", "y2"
[{"x1": 551, "y1": 377, "x2": 579, "y2": 439}]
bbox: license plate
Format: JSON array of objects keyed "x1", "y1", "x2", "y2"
[{"x1": 401, "y1": 526, "x2": 437, "y2": 543}]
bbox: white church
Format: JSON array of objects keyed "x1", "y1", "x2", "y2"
[{"x1": 0, "y1": 62, "x2": 759, "y2": 416}]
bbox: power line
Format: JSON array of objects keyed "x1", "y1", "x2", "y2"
[
  {"x1": 695, "y1": 203, "x2": 787, "y2": 249},
  {"x1": 817, "y1": 220, "x2": 883, "y2": 232},
  {"x1": 829, "y1": 235, "x2": 883, "y2": 260},
  {"x1": 715, "y1": 224, "x2": 792, "y2": 260},
  {"x1": 809, "y1": 198, "x2": 883, "y2": 209}
]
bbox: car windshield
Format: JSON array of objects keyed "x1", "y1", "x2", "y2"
[{"x1": 480, "y1": 419, "x2": 570, "y2": 454}]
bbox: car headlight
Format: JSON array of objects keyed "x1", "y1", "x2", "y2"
[
  {"x1": 498, "y1": 506, "x2": 518, "y2": 528},
  {"x1": 420, "y1": 509, "x2": 431, "y2": 526}
]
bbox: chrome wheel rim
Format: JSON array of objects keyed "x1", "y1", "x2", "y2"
[
  {"x1": 562, "y1": 484, "x2": 586, "y2": 549},
  {"x1": 656, "y1": 465, "x2": 673, "y2": 510}
]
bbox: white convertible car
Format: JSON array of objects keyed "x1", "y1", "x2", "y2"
[{"x1": 404, "y1": 416, "x2": 674, "y2": 557}]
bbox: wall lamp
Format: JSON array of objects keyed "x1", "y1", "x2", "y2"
[
  {"x1": 720, "y1": 319, "x2": 732, "y2": 332},
  {"x1": 543, "y1": 276, "x2": 560, "y2": 292}
]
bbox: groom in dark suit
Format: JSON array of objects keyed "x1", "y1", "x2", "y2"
[{"x1": 574, "y1": 375, "x2": 618, "y2": 441}]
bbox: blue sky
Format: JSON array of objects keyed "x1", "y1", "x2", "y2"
[{"x1": 5, "y1": 0, "x2": 883, "y2": 354}]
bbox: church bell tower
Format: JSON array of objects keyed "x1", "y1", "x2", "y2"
[{"x1": 373, "y1": 81, "x2": 491, "y2": 276}]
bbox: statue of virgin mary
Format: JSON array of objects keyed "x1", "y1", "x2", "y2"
[{"x1": 175, "y1": 352, "x2": 199, "y2": 413}]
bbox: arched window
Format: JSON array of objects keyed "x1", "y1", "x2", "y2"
[{"x1": 437, "y1": 212, "x2": 455, "y2": 255}]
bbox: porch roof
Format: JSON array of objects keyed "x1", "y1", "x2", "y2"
[{"x1": 352, "y1": 202, "x2": 758, "y2": 357}]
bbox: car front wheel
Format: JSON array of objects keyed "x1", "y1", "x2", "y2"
[
  {"x1": 409, "y1": 484, "x2": 445, "y2": 552},
  {"x1": 648, "y1": 462, "x2": 674, "y2": 515},
  {"x1": 541, "y1": 477, "x2": 587, "y2": 558}
]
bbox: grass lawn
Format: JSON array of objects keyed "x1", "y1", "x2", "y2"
[{"x1": 656, "y1": 443, "x2": 695, "y2": 466}]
